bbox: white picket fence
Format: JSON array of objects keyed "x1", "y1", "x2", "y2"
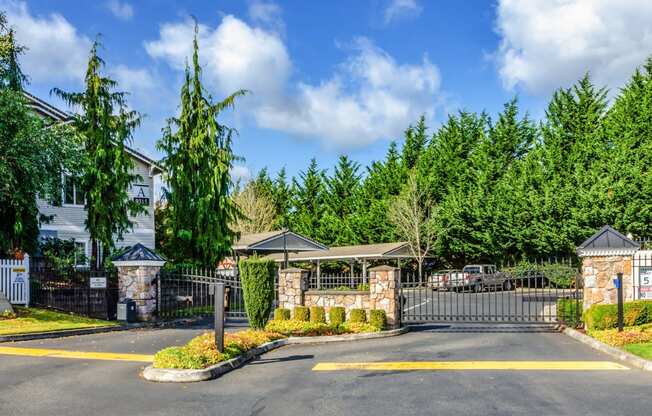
[{"x1": 0, "y1": 255, "x2": 30, "y2": 306}]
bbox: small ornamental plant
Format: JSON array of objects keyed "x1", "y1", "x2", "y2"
[
  {"x1": 369, "y1": 309, "x2": 386, "y2": 330},
  {"x1": 349, "y1": 309, "x2": 367, "y2": 323},
  {"x1": 310, "y1": 306, "x2": 326, "y2": 324},
  {"x1": 329, "y1": 307, "x2": 346, "y2": 325},
  {"x1": 239, "y1": 257, "x2": 276, "y2": 329},
  {"x1": 294, "y1": 306, "x2": 310, "y2": 322},
  {"x1": 274, "y1": 308, "x2": 290, "y2": 321}
]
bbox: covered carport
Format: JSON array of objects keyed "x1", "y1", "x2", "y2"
[{"x1": 233, "y1": 230, "x2": 328, "y2": 267}]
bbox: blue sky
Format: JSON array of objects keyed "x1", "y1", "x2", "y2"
[{"x1": 3, "y1": 0, "x2": 652, "y2": 181}]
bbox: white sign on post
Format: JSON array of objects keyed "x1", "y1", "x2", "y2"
[
  {"x1": 639, "y1": 267, "x2": 652, "y2": 300},
  {"x1": 11, "y1": 267, "x2": 27, "y2": 285},
  {"x1": 89, "y1": 277, "x2": 107, "y2": 289}
]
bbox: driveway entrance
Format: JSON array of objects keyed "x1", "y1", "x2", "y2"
[{"x1": 400, "y1": 272, "x2": 582, "y2": 324}]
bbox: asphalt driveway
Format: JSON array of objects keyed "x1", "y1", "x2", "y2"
[{"x1": 1, "y1": 323, "x2": 650, "y2": 416}]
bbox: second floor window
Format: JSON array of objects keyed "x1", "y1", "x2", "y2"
[{"x1": 63, "y1": 175, "x2": 85, "y2": 206}]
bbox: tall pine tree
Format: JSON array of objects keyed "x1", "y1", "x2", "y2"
[
  {"x1": 157, "y1": 25, "x2": 245, "y2": 265},
  {"x1": 53, "y1": 41, "x2": 141, "y2": 268}
]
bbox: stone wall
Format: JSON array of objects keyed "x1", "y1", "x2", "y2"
[
  {"x1": 582, "y1": 255, "x2": 634, "y2": 310},
  {"x1": 116, "y1": 264, "x2": 160, "y2": 321},
  {"x1": 278, "y1": 265, "x2": 401, "y2": 328},
  {"x1": 304, "y1": 291, "x2": 370, "y2": 317}
]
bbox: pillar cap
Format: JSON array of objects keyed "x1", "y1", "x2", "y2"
[
  {"x1": 280, "y1": 267, "x2": 308, "y2": 273},
  {"x1": 369, "y1": 265, "x2": 398, "y2": 272}
]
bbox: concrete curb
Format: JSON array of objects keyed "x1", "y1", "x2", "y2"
[
  {"x1": 0, "y1": 315, "x2": 214, "y2": 343},
  {"x1": 142, "y1": 327, "x2": 410, "y2": 383},
  {"x1": 563, "y1": 327, "x2": 652, "y2": 372},
  {"x1": 0, "y1": 325, "x2": 136, "y2": 343}
]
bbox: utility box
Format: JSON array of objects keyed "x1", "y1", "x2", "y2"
[{"x1": 117, "y1": 299, "x2": 137, "y2": 322}]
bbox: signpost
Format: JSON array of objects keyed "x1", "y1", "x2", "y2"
[
  {"x1": 615, "y1": 273, "x2": 624, "y2": 332},
  {"x1": 213, "y1": 282, "x2": 225, "y2": 353}
]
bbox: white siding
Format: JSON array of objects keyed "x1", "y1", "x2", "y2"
[{"x1": 37, "y1": 156, "x2": 156, "y2": 250}]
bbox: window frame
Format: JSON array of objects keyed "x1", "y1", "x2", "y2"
[{"x1": 62, "y1": 174, "x2": 85, "y2": 208}]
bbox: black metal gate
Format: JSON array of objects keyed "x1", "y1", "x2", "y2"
[
  {"x1": 158, "y1": 267, "x2": 248, "y2": 320},
  {"x1": 400, "y1": 267, "x2": 583, "y2": 325}
]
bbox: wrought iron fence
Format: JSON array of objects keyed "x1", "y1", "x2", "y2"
[
  {"x1": 158, "y1": 267, "x2": 248, "y2": 320},
  {"x1": 309, "y1": 272, "x2": 369, "y2": 290},
  {"x1": 29, "y1": 266, "x2": 119, "y2": 320}
]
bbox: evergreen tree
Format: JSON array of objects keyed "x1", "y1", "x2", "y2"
[
  {"x1": 271, "y1": 167, "x2": 291, "y2": 229},
  {"x1": 0, "y1": 14, "x2": 82, "y2": 255},
  {"x1": 290, "y1": 158, "x2": 325, "y2": 239},
  {"x1": 321, "y1": 155, "x2": 361, "y2": 246},
  {"x1": 157, "y1": 25, "x2": 246, "y2": 265},
  {"x1": 54, "y1": 41, "x2": 144, "y2": 267},
  {"x1": 402, "y1": 115, "x2": 428, "y2": 169}
]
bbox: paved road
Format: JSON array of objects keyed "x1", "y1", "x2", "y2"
[{"x1": 1, "y1": 323, "x2": 651, "y2": 416}]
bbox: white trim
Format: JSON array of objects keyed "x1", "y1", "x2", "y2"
[
  {"x1": 40, "y1": 225, "x2": 154, "y2": 233},
  {"x1": 112, "y1": 260, "x2": 166, "y2": 267},
  {"x1": 577, "y1": 248, "x2": 639, "y2": 257}
]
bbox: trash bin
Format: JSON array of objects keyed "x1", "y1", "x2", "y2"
[{"x1": 117, "y1": 298, "x2": 137, "y2": 322}]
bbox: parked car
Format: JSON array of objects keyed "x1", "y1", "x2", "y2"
[
  {"x1": 449, "y1": 264, "x2": 513, "y2": 292},
  {"x1": 429, "y1": 269, "x2": 463, "y2": 290}
]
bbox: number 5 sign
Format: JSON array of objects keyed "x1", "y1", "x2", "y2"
[{"x1": 639, "y1": 267, "x2": 652, "y2": 299}]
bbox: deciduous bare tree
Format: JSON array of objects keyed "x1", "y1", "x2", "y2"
[
  {"x1": 389, "y1": 172, "x2": 436, "y2": 278},
  {"x1": 232, "y1": 182, "x2": 277, "y2": 234}
]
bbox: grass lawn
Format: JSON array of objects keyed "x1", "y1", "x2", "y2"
[
  {"x1": 624, "y1": 343, "x2": 652, "y2": 360},
  {"x1": 0, "y1": 307, "x2": 118, "y2": 336}
]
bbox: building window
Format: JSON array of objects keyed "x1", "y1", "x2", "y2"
[
  {"x1": 63, "y1": 175, "x2": 85, "y2": 206},
  {"x1": 74, "y1": 241, "x2": 88, "y2": 267}
]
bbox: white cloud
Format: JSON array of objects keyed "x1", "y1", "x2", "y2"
[
  {"x1": 145, "y1": 15, "x2": 442, "y2": 149},
  {"x1": 106, "y1": 0, "x2": 134, "y2": 21},
  {"x1": 494, "y1": 0, "x2": 652, "y2": 94},
  {"x1": 248, "y1": 0, "x2": 284, "y2": 33},
  {"x1": 231, "y1": 165, "x2": 252, "y2": 183},
  {"x1": 1, "y1": 0, "x2": 91, "y2": 83},
  {"x1": 384, "y1": 0, "x2": 422, "y2": 24}
]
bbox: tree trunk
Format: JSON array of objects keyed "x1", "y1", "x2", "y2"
[{"x1": 91, "y1": 239, "x2": 98, "y2": 271}]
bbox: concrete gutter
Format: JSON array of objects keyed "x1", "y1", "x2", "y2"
[
  {"x1": 142, "y1": 326, "x2": 410, "y2": 383},
  {"x1": 563, "y1": 327, "x2": 652, "y2": 372}
]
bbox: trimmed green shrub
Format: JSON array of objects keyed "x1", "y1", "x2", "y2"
[
  {"x1": 557, "y1": 299, "x2": 582, "y2": 327},
  {"x1": 310, "y1": 306, "x2": 326, "y2": 324},
  {"x1": 349, "y1": 309, "x2": 367, "y2": 323},
  {"x1": 542, "y1": 263, "x2": 577, "y2": 288},
  {"x1": 369, "y1": 309, "x2": 386, "y2": 330},
  {"x1": 239, "y1": 257, "x2": 276, "y2": 329},
  {"x1": 356, "y1": 283, "x2": 370, "y2": 291},
  {"x1": 294, "y1": 306, "x2": 310, "y2": 321},
  {"x1": 274, "y1": 308, "x2": 290, "y2": 321},
  {"x1": 584, "y1": 301, "x2": 652, "y2": 330},
  {"x1": 329, "y1": 306, "x2": 346, "y2": 325}
]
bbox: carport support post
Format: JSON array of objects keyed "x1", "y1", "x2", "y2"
[{"x1": 214, "y1": 282, "x2": 225, "y2": 353}]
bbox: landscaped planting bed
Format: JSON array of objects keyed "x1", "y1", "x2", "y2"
[
  {"x1": 153, "y1": 330, "x2": 286, "y2": 369},
  {"x1": 264, "y1": 306, "x2": 385, "y2": 336}
]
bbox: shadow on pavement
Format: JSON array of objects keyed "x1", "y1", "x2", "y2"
[
  {"x1": 249, "y1": 354, "x2": 314, "y2": 365},
  {"x1": 407, "y1": 323, "x2": 558, "y2": 333}
]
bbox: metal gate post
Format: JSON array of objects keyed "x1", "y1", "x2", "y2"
[
  {"x1": 616, "y1": 272, "x2": 624, "y2": 332},
  {"x1": 214, "y1": 282, "x2": 225, "y2": 352}
]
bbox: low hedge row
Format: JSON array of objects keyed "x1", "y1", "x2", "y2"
[
  {"x1": 273, "y1": 306, "x2": 387, "y2": 331},
  {"x1": 265, "y1": 319, "x2": 380, "y2": 337},
  {"x1": 584, "y1": 300, "x2": 652, "y2": 330},
  {"x1": 557, "y1": 298, "x2": 582, "y2": 327}
]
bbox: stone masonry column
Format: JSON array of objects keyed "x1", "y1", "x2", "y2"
[
  {"x1": 369, "y1": 265, "x2": 400, "y2": 328},
  {"x1": 112, "y1": 243, "x2": 166, "y2": 322},
  {"x1": 580, "y1": 255, "x2": 634, "y2": 310},
  {"x1": 278, "y1": 268, "x2": 309, "y2": 310}
]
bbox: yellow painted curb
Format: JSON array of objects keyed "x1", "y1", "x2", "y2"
[
  {"x1": 312, "y1": 361, "x2": 630, "y2": 371},
  {"x1": 0, "y1": 346, "x2": 153, "y2": 362}
]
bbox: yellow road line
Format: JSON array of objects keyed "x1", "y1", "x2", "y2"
[
  {"x1": 0, "y1": 346, "x2": 153, "y2": 362},
  {"x1": 313, "y1": 361, "x2": 629, "y2": 371}
]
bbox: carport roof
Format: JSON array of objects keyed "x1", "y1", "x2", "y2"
[
  {"x1": 234, "y1": 230, "x2": 328, "y2": 253},
  {"x1": 265, "y1": 241, "x2": 412, "y2": 262},
  {"x1": 577, "y1": 225, "x2": 640, "y2": 257}
]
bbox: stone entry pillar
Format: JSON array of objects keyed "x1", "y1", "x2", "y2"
[
  {"x1": 581, "y1": 255, "x2": 634, "y2": 310},
  {"x1": 278, "y1": 268, "x2": 309, "y2": 310},
  {"x1": 369, "y1": 265, "x2": 400, "y2": 328},
  {"x1": 111, "y1": 243, "x2": 166, "y2": 322}
]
